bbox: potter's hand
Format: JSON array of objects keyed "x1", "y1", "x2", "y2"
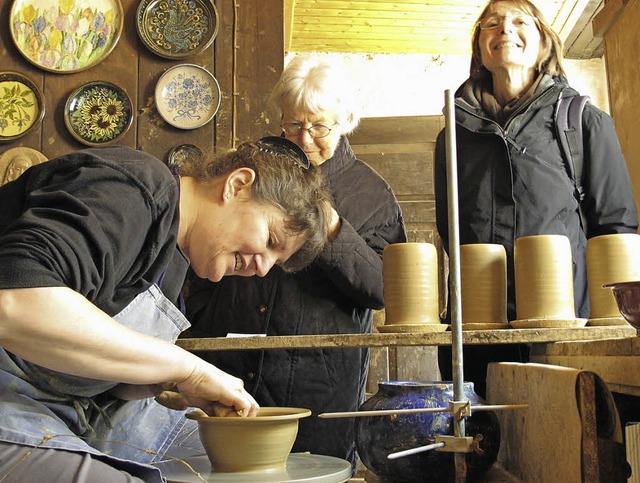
[
  {"x1": 155, "y1": 391, "x2": 249, "y2": 417},
  {"x1": 326, "y1": 204, "x2": 341, "y2": 243},
  {"x1": 154, "y1": 386, "x2": 190, "y2": 410},
  {"x1": 171, "y1": 359, "x2": 259, "y2": 417}
]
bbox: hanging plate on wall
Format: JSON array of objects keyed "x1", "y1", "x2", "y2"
[
  {"x1": 136, "y1": 0, "x2": 219, "y2": 59},
  {"x1": 155, "y1": 64, "x2": 220, "y2": 130},
  {"x1": 64, "y1": 81, "x2": 133, "y2": 146},
  {"x1": 0, "y1": 71, "x2": 45, "y2": 143},
  {"x1": 9, "y1": 0, "x2": 124, "y2": 74}
]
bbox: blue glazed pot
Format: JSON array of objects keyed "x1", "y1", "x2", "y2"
[{"x1": 355, "y1": 381, "x2": 500, "y2": 482}]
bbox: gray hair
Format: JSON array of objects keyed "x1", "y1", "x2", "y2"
[{"x1": 269, "y1": 56, "x2": 361, "y2": 135}]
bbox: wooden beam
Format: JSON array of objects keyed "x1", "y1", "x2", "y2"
[
  {"x1": 592, "y1": 0, "x2": 630, "y2": 37},
  {"x1": 284, "y1": 0, "x2": 295, "y2": 51}
]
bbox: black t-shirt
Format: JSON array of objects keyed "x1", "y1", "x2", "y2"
[{"x1": 0, "y1": 146, "x2": 186, "y2": 315}]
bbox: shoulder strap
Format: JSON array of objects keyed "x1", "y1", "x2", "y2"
[{"x1": 555, "y1": 94, "x2": 590, "y2": 232}]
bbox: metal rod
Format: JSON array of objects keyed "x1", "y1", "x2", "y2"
[
  {"x1": 444, "y1": 88, "x2": 466, "y2": 483},
  {"x1": 317, "y1": 404, "x2": 528, "y2": 419},
  {"x1": 319, "y1": 407, "x2": 449, "y2": 419},
  {"x1": 388, "y1": 442, "x2": 446, "y2": 460}
]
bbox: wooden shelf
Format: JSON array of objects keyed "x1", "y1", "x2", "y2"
[{"x1": 177, "y1": 325, "x2": 636, "y2": 352}]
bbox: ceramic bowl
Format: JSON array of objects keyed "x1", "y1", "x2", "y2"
[
  {"x1": 603, "y1": 281, "x2": 640, "y2": 330},
  {"x1": 186, "y1": 407, "x2": 311, "y2": 472}
]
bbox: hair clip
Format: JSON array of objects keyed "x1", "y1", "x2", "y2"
[{"x1": 254, "y1": 136, "x2": 310, "y2": 169}]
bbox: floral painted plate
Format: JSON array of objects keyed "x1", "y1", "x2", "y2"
[
  {"x1": 0, "y1": 71, "x2": 45, "y2": 142},
  {"x1": 136, "y1": 0, "x2": 219, "y2": 59},
  {"x1": 64, "y1": 81, "x2": 132, "y2": 146},
  {"x1": 9, "y1": 0, "x2": 124, "y2": 74},
  {"x1": 155, "y1": 64, "x2": 220, "y2": 130}
]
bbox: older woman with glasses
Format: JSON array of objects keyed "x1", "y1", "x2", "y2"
[
  {"x1": 185, "y1": 56, "x2": 407, "y2": 468},
  {"x1": 0, "y1": 139, "x2": 331, "y2": 482},
  {"x1": 435, "y1": 0, "x2": 638, "y2": 397}
]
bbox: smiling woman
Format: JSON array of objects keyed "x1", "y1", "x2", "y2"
[
  {"x1": 0, "y1": 139, "x2": 331, "y2": 482},
  {"x1": 435, "y1": 0, "x2": 638, "y2": 398}
]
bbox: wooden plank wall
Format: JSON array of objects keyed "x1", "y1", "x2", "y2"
[
  {"x1": 599, "y1": 0, "x2": 640, "y2": 226},
  {"x1": 0, "y1": 0, "x2": 283, "y2": 162},
  {"x1": 349, "y1": 115, "x2": 446, "y2": 389}
]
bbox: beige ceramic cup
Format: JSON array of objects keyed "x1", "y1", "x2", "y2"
[
  {"x1": 514, "y1": 234, "x2": 576, "y2": 322},
  {"x1": 460, "y1": 243, "x2": 508, "y2": 327},
  {"x1": 587, "y1": 233, "x2": 640, "y2": 323},
  {"x1": 383, "y1": 242, "x2": 441, "y2": 327}
]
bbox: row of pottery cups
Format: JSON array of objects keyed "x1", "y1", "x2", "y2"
[{"x1": 380, "y1": 233, "x2": 640, "y2": 331}]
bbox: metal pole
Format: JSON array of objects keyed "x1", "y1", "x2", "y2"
[{"x1": 444, "y1": 89, "x2": 467, "y2": 481}]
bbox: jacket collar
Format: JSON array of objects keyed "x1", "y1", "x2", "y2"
[
  {"x1": 319, "y1": 135, "x2": 356, "y2": 177},
  {"x1": 452, "y1": 75, "x2": 576, "y2": 129}
]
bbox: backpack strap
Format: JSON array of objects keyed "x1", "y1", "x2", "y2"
[{"x1": 555, "y1": 93, "x2": 590, "y2": 233}]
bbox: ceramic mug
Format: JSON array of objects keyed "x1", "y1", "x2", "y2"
[
  {"x1": 383, "y1": 243, "x2": 440, "y2": 326},
  {"x1": 460, "y1": 243, "x2": 508, "y2": 325},
  {"x1": 514, "y1": 234, "x2": 575, "y2": 321},
  {"x1": 587, "y1": 233, "x2": 640, "y2": 320}
]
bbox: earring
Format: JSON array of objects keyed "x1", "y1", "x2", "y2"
[{"x1": 225, "y1": 192, "x2": 231, "y2": 200}]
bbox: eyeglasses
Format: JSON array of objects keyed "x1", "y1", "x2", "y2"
[
  {"x1": 281, "y1": 122, "x2": 335, "y2": 139},
  {"x1": 253, "y1": 136, "x2": 310, "y2": 169},
  {"x1": 478, "y1": 14, "x2": 537, "y2": 31}
]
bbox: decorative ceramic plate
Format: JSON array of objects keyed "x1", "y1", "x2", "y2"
[
  {"x1": 168, "y1": 143, "x2": 203, "y2": 169},
  {"x1": 509, "y1": 318, "x2": 588, "y2": 329},
  {"x1": 155, "y1": 64, "x2": 220, "y2": 129},
  {"x1": 64, "y1": 81, "x2": 132, "y2": 146},
  {"x1": 136, "y1": 0, "x2": 219, "y2": 59},
  {"x1": 9, "y1": 0, "x2": 124, "y2": 74},
  {"x1": 0, "y1": 71, "x2": 45, "y2": 142},
  {"x1": 376, "y1": 324, "x2": 449, "y2": 333}
]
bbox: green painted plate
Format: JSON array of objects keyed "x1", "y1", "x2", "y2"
[{"x1": 0, "y1": 71, "x2": 45, "y2": 142}]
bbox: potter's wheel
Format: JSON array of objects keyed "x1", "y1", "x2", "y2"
[{"x1": 156, "y1": 453, "x2": 351, "y2": 482}]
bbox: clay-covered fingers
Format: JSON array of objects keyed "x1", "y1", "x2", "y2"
[
  {"x1": 175, "y1": 359, "x2": 259, "y2": 417},
  {"x1": 155, "y1": 389, "x2": 191, "y2": 410}
]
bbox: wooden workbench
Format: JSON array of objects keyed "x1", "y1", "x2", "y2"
[
  {"x1": 177, "y1": 325, "x2": 636, "y2": 351},
  {"x1": 531, "y1": 335, "x2": 640, "y2": 396}
]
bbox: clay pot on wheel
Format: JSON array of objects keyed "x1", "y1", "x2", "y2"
[{"x1": 355, "y1": 381, "x2": 500, "y2": 482}]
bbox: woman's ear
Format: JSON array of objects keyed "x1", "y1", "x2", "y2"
[{"x1": 224, "y1": 168, "x2": 256, "y2": 201}]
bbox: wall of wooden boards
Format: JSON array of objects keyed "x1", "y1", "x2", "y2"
[
  {"x1": 0, "y1": 0, "x2": 284, "y2": 162},
  {"x1": 349, "y1": 115, "x2": 446, "y2": 388},
  {"x1": 600, "y1": 0, "x2": 640, "y2": 224}
]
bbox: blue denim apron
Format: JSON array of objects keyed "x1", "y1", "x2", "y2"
[{"x1": 0, "y1": 284, "x2": 191, "y2": 482}]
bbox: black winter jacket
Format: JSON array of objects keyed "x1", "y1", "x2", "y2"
[
  {"x1": 184, "y1": 136, "x2": 407, "y2": 464},
  {"x1": 435, "y1": 75, "x2": 638, "y2": 321}
]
